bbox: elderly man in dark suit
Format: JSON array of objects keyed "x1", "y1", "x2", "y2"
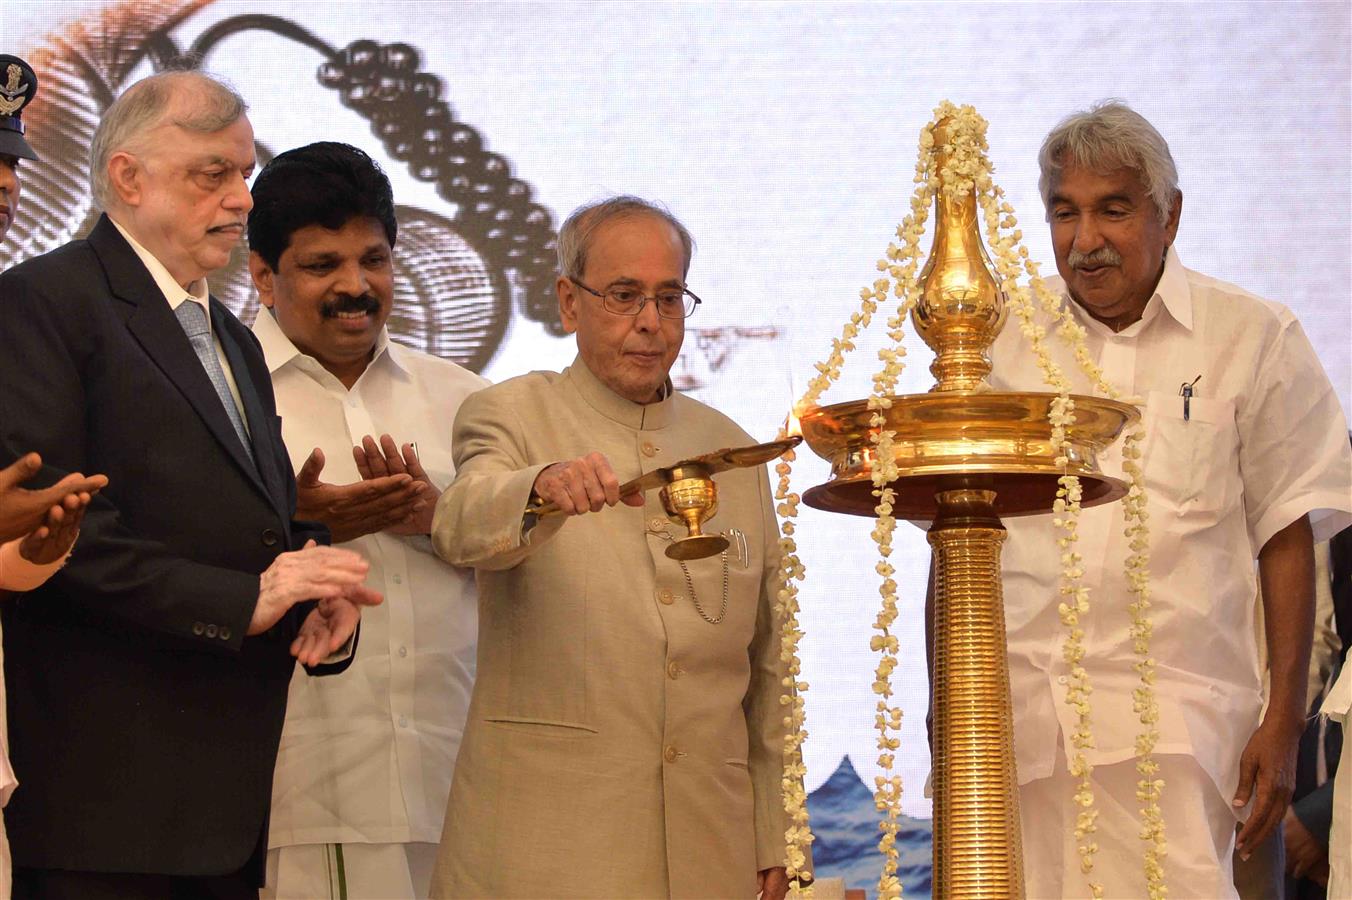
[{"x1": 0, "y1": 69, "x2": 385, "y2": 899}]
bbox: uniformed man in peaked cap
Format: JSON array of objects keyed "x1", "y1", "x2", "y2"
[
  {"x1": 0, "y1": 48, "x2": 109, "y2": 899},
  {"x1": 0, "y1": 54, "x2": 39, "y2": 242}
]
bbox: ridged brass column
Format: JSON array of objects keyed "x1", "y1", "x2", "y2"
[
  {"x1": 928, "y1": 486, "x2": 1023, "y2": 898},
  {"x1": 917, "y1": 120, "x2": 1025, "y2": 899}
]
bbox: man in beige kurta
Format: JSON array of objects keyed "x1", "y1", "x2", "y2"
[{"x1": 429, "y1": 197, "x2": 796, "y2": 899}]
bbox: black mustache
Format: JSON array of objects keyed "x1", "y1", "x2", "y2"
[{"x1": 321, "y1": 294, "x2": 382, "y2": 318}]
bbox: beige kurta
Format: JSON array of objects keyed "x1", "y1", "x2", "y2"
[{"x1": 428, "y1": 359, "x2": 794, "y2": 899}]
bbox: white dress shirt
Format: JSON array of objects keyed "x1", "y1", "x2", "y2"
[
  {"x1": 108, "y1": 217, "x2": 250, "y2": 435},
  {"x1": 990, "y1": 247, "x2": 1352, "y2": 803},
  {"x1": 252, "y1": 309, "x2": 487, "y2": 847}
]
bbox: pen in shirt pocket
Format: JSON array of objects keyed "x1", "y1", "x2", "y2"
[{"x1": 1178, "y1": 375, "x2": 1201, "y2": 421}]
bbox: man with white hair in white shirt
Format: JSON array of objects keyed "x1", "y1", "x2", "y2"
[
  {"x1": 956, "y1": 101, "x2": 1352, "y2": 898},
  {"x1": 247, "y1": 141, "x2": 487, "y2": 899}
]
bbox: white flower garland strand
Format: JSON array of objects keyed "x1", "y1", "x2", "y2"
[
  {"x1": 771, "y1": 118, "x2": 935, "y2": 899},
  {"x1": 771, "y1": 195, "x2": 897, "y2": 900},
  {"x1": 977, "y1": 192, "x2": 1105, "y2": 894},
  {"x1": 773, "y1": 438, "x2": 814, "y2": 894},
  {"x1": 772, "y1": 200, "x2": 909, "y2": 897},
  {"x1": 862, "y1": 118, "x2": 933, "y2": 900}
]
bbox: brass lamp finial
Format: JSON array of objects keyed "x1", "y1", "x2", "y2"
[{"x1": 912, "y1": 117, "x2": 1007, "y2": 393}]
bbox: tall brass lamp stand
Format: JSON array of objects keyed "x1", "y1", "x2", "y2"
[{"x1": 798, "y1": 121, "x2": 1138, "y2": 898}]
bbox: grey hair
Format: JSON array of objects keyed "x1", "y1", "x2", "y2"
[
  {"x1": 90, "y1": 70, "x2": 248, "y2": 210},
  {"x1": 556, "y1": 195, "x2": 695, "y2": 280},
  {"x1": 1038, "y1": 100, "x2": 1180, "y2": 225}
]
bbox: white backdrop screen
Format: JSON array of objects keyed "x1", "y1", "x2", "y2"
[{"x1": 2, "y1": 1, "x2": 1348, "y2": 893}]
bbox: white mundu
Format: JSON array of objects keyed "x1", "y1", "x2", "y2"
[
  {"x1": 991, "y1": 248, "x2": 1352, "y2": 897},
  {"x1": 253, "y1": 309, "x2": 487, "y2": 898}
]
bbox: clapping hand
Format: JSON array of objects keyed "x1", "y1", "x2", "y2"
[
  {"x1": 20, "y1": 488, "x2": 97, "y2": 565},
  {"x1": 353, "y1": 434, "x2": 439, "y2": 535},
  {"x1": 250, "y1": 539, "x2": 383, "y2": 664},
  {"x1": 1, "y1": 452, "x2": 107, "y2": 547},
  {"x1": 295, "y1": 446, "x2": 429, "y2": 543},
  {"x1": 291, "y1": 592, "x2": 379, "y2": 666}
]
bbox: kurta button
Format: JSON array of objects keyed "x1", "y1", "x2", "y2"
[
  {"x1": 399, "y1": 715, "x2": 408, "y2": 728},
  {"x1": 205, "y1": 624, "x2": 218, "y2": 638},
  {"x1": 392, "y1": 574, "x2": 403, "y2": 585},
  {"x1": 261, "y1": 529, "x2": 279, "y2": 547},
  {"x1": 657, "y1": 589, "x2": 675, "y2": 605},
  {"x1": 663, "y1": 745, "x2": 679, "y2": 763},
  {"x1": 399, "y1": 645, "x2": 408, "y2": 658},
  {"x1": 641, "y1": 441, "x2": 658, "y2": 458},
  {"x1": 1057, "y1": 676, "x2": 1068, "y2": 685},
  {"x1": 667, "y1": 660, "x2": 681, "y2": 679},
  {"x1": 648, "y1": 516, "x2": 667, "y2": 531},
  {"x1": 192, "y1": 622, "x2": 205, "y2": 636}
]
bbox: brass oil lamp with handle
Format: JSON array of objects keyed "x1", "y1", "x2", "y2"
[
  {"x1": 525, "y1": 438, "x2": 801, "y2": 561},
  {"x1": 798, "y1": 118, "x2": 1138, "y2": 898}
]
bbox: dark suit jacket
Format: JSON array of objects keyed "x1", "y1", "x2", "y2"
[{"x1": 0, "y1": 215, "x2": 342, "y2": 879}]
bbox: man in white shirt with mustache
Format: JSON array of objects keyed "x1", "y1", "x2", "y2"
[
  {"x1": 247, "y1": 141, "x2": 486, "y2": 900},
  {"x1": 973, "y1": 101, "x2": 1352, "y2": 898}
]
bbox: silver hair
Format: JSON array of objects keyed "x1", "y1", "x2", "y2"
[
  {"x1": 1038, "y1": 100, "x2": 1180, "y2": 225},
  {"x1": 89, "y1": 70, "x2": 248, "y2": 210},
  {"x1": 556, "y1": 195, "x2": 695, "y2": 280}
]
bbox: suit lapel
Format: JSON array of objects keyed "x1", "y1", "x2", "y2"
[
  {"x1": 214, "y1": 302, "x2": 290, "y2": 520},
  {"x1": 89, "y1": 216, "x2": 273, "y2": 503}
]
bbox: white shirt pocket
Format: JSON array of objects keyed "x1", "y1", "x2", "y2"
[{"x1": 1141, "y1": 390, "x2": 1240, "y2": 516}]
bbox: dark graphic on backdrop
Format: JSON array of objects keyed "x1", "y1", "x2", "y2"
[
  {"x1": 4, "y1": 1, "x2": 930, "y2": 895},
  {"x1": 0, "y1": 0, "x2": 779, "y2": 385},
  {"x1": 1, "y1": 0, "x2": 555, "y2": 373}
]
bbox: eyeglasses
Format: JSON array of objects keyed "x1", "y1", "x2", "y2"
[{"x1": 569, "y1": 277, "x2": 702, "y2": 319}]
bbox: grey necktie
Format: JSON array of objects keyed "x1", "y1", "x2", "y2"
[{"x1": 173, "y1": 300, "x2": 254, "y2": 461}]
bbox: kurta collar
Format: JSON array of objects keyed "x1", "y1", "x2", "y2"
[
  {"x1": 1068, "y1": 245, "x2": 1193, "y2": 338},
  {"x1": 108, "y1": 216, "x2": 210, "y2": 319},
  {"x1": 253, "y1": 306, "x2": 406, "y2": 381},
  {"x1": 566, "y1": 355, "x2": 674, "y2": 431}
]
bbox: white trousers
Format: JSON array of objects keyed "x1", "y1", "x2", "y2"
[
  {"x1": 261, "y1": 842, "x2": 438, "y2": 900},
  {"x1": 1019, "y1": 750, "x2": 1240, "y2": 900}
]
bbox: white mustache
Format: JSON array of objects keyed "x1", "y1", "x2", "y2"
[{"x1": 1068, "y1": 247, "x2": 1122, "y2": 269}]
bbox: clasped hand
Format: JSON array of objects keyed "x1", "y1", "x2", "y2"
[
  {"x1": 0, "y1": 452, "x2": 108, "y2": 564},
  {"x1": 250, "y1": 539, "x2": 383, "y2": 666},
  {"x1": 531, "y1": 452, "x2": 645, "y2": 516}
]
